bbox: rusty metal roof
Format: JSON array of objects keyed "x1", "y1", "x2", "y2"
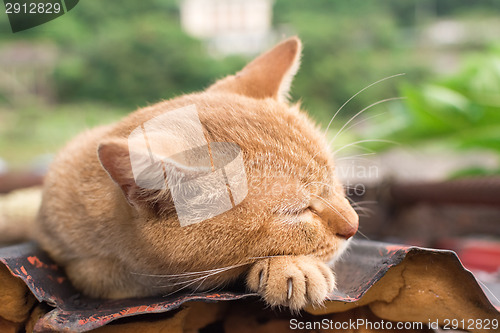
[{"x1": 0, "y1": 240, "x2": 498, "y2": 332}]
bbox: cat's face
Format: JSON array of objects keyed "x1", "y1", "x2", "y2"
[
  {"x1": 98, "y1": 37, "x2": 358, "y2": 276},
  {"x1": 191, "y1": 94, "x2": 358, "y2": 263}
]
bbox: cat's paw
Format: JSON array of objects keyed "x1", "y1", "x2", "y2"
[{"x1": 246, "y1": 255, "x2": 335, "y2": 311}]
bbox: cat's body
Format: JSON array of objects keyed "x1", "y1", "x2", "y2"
[{"x1": 36, "y1": 37, "x2": 358, "y2": 310}]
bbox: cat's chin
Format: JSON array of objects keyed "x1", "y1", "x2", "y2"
[{"x1": 318, "y1": 238, "x2": 352, "y2": 265}]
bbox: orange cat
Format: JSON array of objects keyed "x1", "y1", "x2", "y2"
[{"x1": 35, "y1": 37, "x2": 358, "y2": 311}]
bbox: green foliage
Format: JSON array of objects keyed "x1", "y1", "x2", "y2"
[
  {"x1": 54, "y1": 16, "x2": 230, "y2": 107},
  {"x1": 365, "y1": 47, "x2": 500, "y2": 154},
  {"x1": 274, "y1": 0, "x2": 408, "y2": 123},
  {"x1": 1, "y1": 0, "x2": 500, "y2": 167},
  {"x1": 2, "y1": 0, "x2": 498, "y2": 118},
  {"x1": 10, "y1": 0, "x2": 247, "y2": 107}
]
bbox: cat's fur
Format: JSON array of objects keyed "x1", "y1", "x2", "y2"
[{"x1": 36, "y1": 37, "x2": 358, "y2": 311}]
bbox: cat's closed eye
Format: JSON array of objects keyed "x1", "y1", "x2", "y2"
[
  {"x1": 278, "y1": 206, "x2": 322, "y2": 227},
  {"x1": 282, "y1": 206, "x2": 319, "y2": 217},
  {"x1": 307, "y1": 206, "x2": 320, "y2": 217}
]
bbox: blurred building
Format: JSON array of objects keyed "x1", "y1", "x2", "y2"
[{"x1": 180, "y1": 0, "x2": 273, "y2": 55}]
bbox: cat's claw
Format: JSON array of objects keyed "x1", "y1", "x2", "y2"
[
  {"x1": 246, "y1": 255, "x2": 335, "y2": 311},
  {"x1": 259, "y1": 269, "x2": 265, "y2": 290},
  {"x1": 287, "y1": 278, "x2": 293, "y2": 300}
]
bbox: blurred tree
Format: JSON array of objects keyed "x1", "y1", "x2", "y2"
[
  {"x1": 1, "y1": 0, "x2": 499, "y2": 118},
  {"x1": 273, "y1": 0, "x2": 425, "y2": 123},
  {"x1": 47, "y1": 1, "x2": 247, "y2": 107}
]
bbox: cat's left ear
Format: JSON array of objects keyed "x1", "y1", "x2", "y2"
[{"x1": 208, "y1": 36, "x2": 302, "y2": 103}]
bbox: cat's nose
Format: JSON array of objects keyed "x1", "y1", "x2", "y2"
[
  {"x1": 335, "y1": 202, "x2": 359, "y2": 239},
  {"x1": 319, "y1": 198, "x2": 359, "y2": 240},
  {"x1": 317, "y1": 208, "x2": 359, "y2": 240},
  {"x1": 335, "y1": 217, "x2": 358, "y2": 239},
  {"x1": 311, "y1": 196, "x2": 359, "y2": 240}
]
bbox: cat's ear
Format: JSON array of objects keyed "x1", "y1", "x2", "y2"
[
  {"x1": 97, "y1": 140, "x2": 136, "y2": 204},
  {"x1": 97, "y1": 140, "x2": 210, "y2": 208},
  {"x1": 208, "y1": 36, "x2": 302, "y2": 102}
]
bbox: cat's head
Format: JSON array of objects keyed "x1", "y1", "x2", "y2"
[{"x1": 97, "y1": 37, "x2": 358, "y2": 274}]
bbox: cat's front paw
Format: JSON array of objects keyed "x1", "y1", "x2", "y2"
[{"x1": 246, "y1": 255, "x2": 335, "y2": 311}]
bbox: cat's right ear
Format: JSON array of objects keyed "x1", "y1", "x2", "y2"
[
  {"x1": 97, "y1": 140, "x2": 138, "y2": 205},
  {"x1": 98, "y1": 140, "x2": 212, "y2": 209}
]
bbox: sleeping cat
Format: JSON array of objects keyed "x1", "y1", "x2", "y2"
[{"x1": 36, "y1": 37, "x2": 358, "y2": 311}]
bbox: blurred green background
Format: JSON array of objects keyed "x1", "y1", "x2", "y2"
[{"x1": 0, "y1": 0, "x2": 499, "y2": 175}]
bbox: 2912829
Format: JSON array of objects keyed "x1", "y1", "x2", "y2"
[
  {"x1": 441, "y1": 318, "x2": 498, "y2": 331},
  {"x1": 5, "y1": 2, "x2": 61, "y2": 14}
]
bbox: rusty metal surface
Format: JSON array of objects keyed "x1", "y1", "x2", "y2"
[
  {"x1": 0, "y1": 242, "x2": 254, "y2": 332},
  {"x1": 327, "y1": 241, "x2": 411, "y2": 302},
  {"x1": 0, "y1": 240, "x2": 498, "y2": 332},
  {"x1": 331, "y1": 240, "x2": 500, "y2": 310}
]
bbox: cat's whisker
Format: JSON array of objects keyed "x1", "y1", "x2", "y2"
[
  {"x1": 311, "y1": 194, "x2": 370, "y2": 240},
  {"x1": 248, "y1": 255, "x2": 287, "y2": 260},
  {"x1": 132, "y1": 270, "x2": 224, "y2": 279},
  {"x1": 333, "y1": 112, "x2": 388, "y2": 143},
  {"x1": 346, "y1": 197, "x2": 374, "y2": 217},
  {"x1": 352, "y1": 227, "x2": 370, "y2": 239},
  {"x1": 351, "y1": 204, "x2": 374, "y2": 212},
  {"x1": 333, "y1": 139, "x2": 399, "y2": 156},
  {"x1": 336, "y1": 156, "x2": 375, "y2": 163},
  {"x1": 329, "y1": 97, "x2": 405, "y2": 148},
  {"x1": 189, "y1": 274, "x2": 219, "y2": 296},
  {"x1": 346, "y1": 196, "x2": 375, "y2": 207},
  {"x1": 183, "y1": 275, "x2": 209, "y2": 296},
  {"x1": 132, "y1": 271, "x2": 207, "y2": 278},
  {"x1": 351, "y1": 204, "x2": 374, "y2": 213},
  {"x1": 353, "y1": 207, "x2": 374, "y2": 213},
  {"x1": 354, "y1": 200, "x2": 378, "y2": 205},
  {"x1": 328, "y1": 144, "x2": 376, "y2": 161},
  {"x1": 157, "y1": 265, "x2": 240, "y2": 296},
  {"x1": 307, "y1": 102, "x2": 397, "y2": 180},
  {"x1": 336, "y1": 152, "x2": 377, "y2": 161},
  {"x1": 323, "y1": 73, "x2": 405, "y2": 137},
  {"x1": 303, "y1": 181, "x2": 374, "y2": 217},
  {"x1": 305, "y1": 181, "x2": 367, "y2": 210},
  {"x1": 132, "y1": 262, "x2": 250, "y2": 279},
  {"x1": 164, "y1": 270, "x2": 235, "y2": 287},
  {"x1": 189, "y1": 282, "x2": 221, "y2": 297},
  {"x1": 160, "y1": 276, "x2": 218, "y2": 297},
  {"x1": 305, "y1": 109, "x2": 385, "y2": 172},
  {"x1": 346, "y1": 145, "x2": 376, "y2": 154}
]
